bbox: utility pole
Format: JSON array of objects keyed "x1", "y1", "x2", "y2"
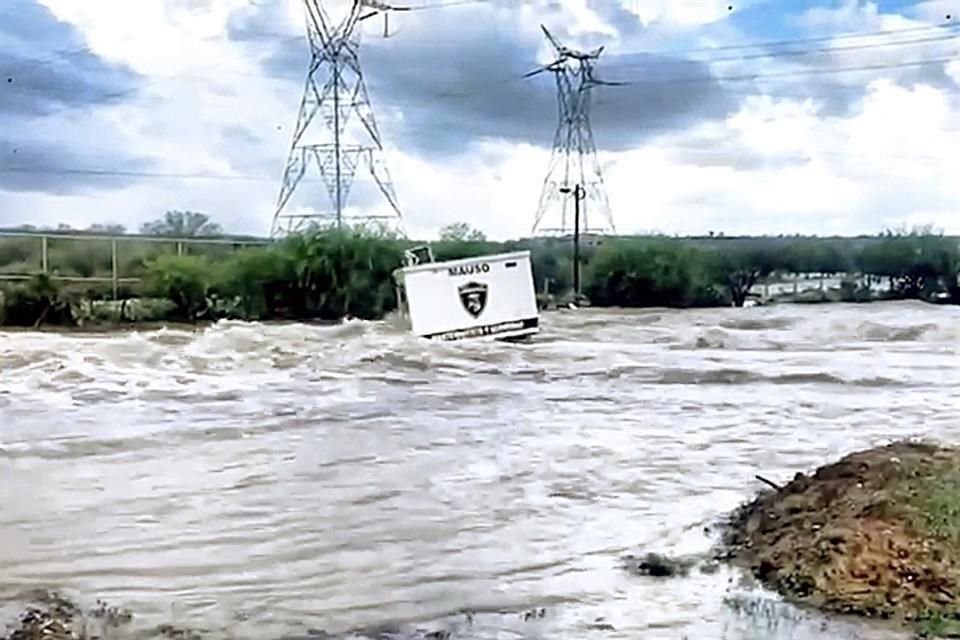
[
  {"x1": 332, "y1": 55, "x2": 342, "y2": 228},
  {"x1": 560, "y1": 183, "x2": 585, "y2": 299}
]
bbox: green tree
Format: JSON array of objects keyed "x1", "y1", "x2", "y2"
[
  {"x1": 140, "y1": 211, "x2": 223, "y2": 237},
  {"x1": 855, "y1": 229, "x2": 958, "y2": 300},
  {"x1": 782, "y1": 240, "x2": 853, "y2": 276},
  {"x1": 144, "y1": 254, "x2": 214, "y2": 320},
  {"x1": 214, "y1": 247, "x2": 294, "y2": 320},
  {"x1": 438, "y1": 222, "x2": 486, "y2": 242},
  {"x1": 268, "y1": 229, "x2": 406, "y2": 320},
  {"x1": 584, "y1": 238, "x2": 719, "y2": 308},
  {"x1": 0, "y1": 274, "x2": 74, "y2": 327},
  {"x1": 58, "y1": 240, "x2": 112, "y2": 278},
  {"x1": 707, "y1": 244, "x2": 781, "y2": 307},
  {"x1": 531, "y1": 245, "x2": 572, "y2": 295}
]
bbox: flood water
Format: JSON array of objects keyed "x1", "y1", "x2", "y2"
[{"x1": 1, "y1": 301, "x2": 958, "y2": 640}]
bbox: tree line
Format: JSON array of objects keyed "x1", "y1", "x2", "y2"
[
  {"x1": 0, "y1": 220, "x2": 957, "y2": 327},
  {"x1": 6, "y1": 211, "x2": 225, "y2": 237}
]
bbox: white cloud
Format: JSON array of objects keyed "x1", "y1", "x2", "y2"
[
  {"x1": 558, "y1": 0, "x2": 617, "y2": 37},
  {"x1": 39, "y1": 0, "x2": 254, "y2": 76},
  {"x1": 3, "y1": 0, "x2": 960, "y2": 240},
  {"x1": 617, "y1": 0, "x2": 738, "y2": 28},
  {"x1": 909, "y1": 0, "x2": 960, "y2": 23},
  {"x1": 948, "y1": 60, "x2": 960, "y2": 85},
  {"x1": 793, "y1": 0, "x2": 927, "y2": 32},
  {"x1": 597, "y1": 76, "x2": 960, "y2": 236},
  {"x1": 386, "y1": 142, "x2": 549, "y2": 240}
]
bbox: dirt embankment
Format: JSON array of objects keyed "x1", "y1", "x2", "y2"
[{"x1": 721, "y1": 440, "x2": 960, "y2": 636}]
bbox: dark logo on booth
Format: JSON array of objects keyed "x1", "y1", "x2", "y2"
[{"x1": 458, "y1": 281, "x2": 488, "y2": 318}]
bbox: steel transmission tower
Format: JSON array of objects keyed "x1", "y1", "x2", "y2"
[
  {"x1": 271, "y1": 0, "x2": 404, "y2": 237},
  {"x1": 527, "y1": 26, "x2": 622, "y2": 237}
]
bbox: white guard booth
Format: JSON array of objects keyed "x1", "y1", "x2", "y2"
[{"x1": 394, "y1": 249, "x2": 540, "y2": 342}]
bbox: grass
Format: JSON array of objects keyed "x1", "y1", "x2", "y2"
[
  {"x1": 917, "y1": 614, "x2": 960, "y2": 639},
  {"x1": 916, "y1": 470, "x2": 960, "y2": 546},
  {"x1": 901, "y1": 461, "x2": 960, "y2": 638},
  {"x1": 893, "y1": 457, "x2": 960, "y2": 548}
]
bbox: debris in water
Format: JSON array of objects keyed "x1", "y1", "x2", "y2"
[
  {"x1": 89, "y1": 599, "x2": 133, "y2": 628},
  {"x1": 622, "y1": 551, "x2": 695, "y2": 578},
  {"x1": 157, "y1": 623, "x2": 203, "y2": 640},
  {"x1": 521, "y1": 607, "x2": 546, "y2": 621}
]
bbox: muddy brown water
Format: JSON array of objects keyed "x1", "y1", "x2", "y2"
[{"x1": 1, "y1": 302, "x2": 958, "y2": 640}]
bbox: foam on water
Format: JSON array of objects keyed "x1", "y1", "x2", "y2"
[{"x1": 1, "y1": 301, "x2": 958, "y2": 639}]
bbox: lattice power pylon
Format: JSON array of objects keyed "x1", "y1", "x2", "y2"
[
  {"x1": 271, "y1": 0, "x2": 404, "y2": 237},
  {"x1": 527, "y1": 25, "x2": 622, "y2": 237}
]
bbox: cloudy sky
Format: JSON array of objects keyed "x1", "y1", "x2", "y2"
[{"x1": 1, "y1": 0, "x2": 958, "y2": 239}]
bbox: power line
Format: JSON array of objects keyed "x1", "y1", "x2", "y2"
[
  {"x1": 6, "y1": 14, "x2": 956, "y2": 87},
  {"x1": 5, "y1": 47, "x2": 956, "y2": 119},
  {"x1": 548, "y1": 55, "x2": 957, "y2": 89},
  {"x1": 41, "y1": 25, "x2": 960, "y2": 84},
  {"x1": 399, "y1": 0, "x2": 495, "y2": 9},
  {"x1": 182, "y1": 0, "x2": 497, "y2": 43},
  {"x1": 665, "y1": 19, "x2": 959, "y2": 55},
  {"x1": 646, "y1": 30, "x2": 960, "y2": 69},
  {"x1": 0, "y1": 167, "x2": 277, "y2": 181},
  {"x1": 247, "y1": 0, "x2": 495, "y2": 10},
  {"x1": 4, "y1": 122, "x2": 958, "y2": 184},
  {"x1": 689, "y1": 56, "x2": 958, "y2": 85},
  {"x1": 11, "y1": 30, "x2": 951, "y2": 102},
  {"x1": 4, "y1": 6, "x2": 958, "y2": 155},
  {"x1": 617, "y1": 55, "x2": 960, "y2": 87},
  {"x1": 0, "y1": 150, "x2": 953, "y2": 188},
  {"x1": 4, "y1": 55, "x2": 957, "y2": 139},
  {"x1": 427, "y1": 55, "x2": 958, "y2": 101},
  {"x1": 663, "y1": 146, "x2": 959, "y2": 164},
  {"x1": 211, "y1": 12, "x2": 958, "y2": 47}
]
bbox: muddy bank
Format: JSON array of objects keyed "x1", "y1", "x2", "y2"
[
  {"x1": 720, "y1": 440, "x2": 960, "y2": 636},
  {"x1": 0, "y1": 591, "x2": 558, "y2": 640},
  {"x1": 0, "y1": 590, "x2": 132, "y2": 640}
]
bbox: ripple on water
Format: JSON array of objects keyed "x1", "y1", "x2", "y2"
[{"x1": 0, "y1": 301, "x2": 957, "y2": 639}]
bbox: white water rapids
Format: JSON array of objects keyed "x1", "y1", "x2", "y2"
[{"x1": 1, "y1": 301, "x2": 958, "y2": 639}]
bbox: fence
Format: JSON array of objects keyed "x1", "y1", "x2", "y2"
[{"x1": 0, "y1": 230, "x2": 270, "y2": 299}]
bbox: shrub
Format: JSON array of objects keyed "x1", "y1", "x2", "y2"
[
  {"x1": 585, "y1": 239, "x2": 720, "y2": 307},
  {"x1": 0, "y1": 274, "x2": 75, "y2": 327},
  {"x1": 275, "y1": 230, "x2": 406, "y2": 320},
  {"x1": 51, "y1": 239, "x2": 112, "y2": 278},
  {"x1": 214, "y1": 246, "x2": 294, "y2": 320},
  {"x1": 143, "y1": 254, "x2": 213, "y2": 320},
  {"x1": 0, "y1": 237, "x2": 40, "y2": 271}
]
